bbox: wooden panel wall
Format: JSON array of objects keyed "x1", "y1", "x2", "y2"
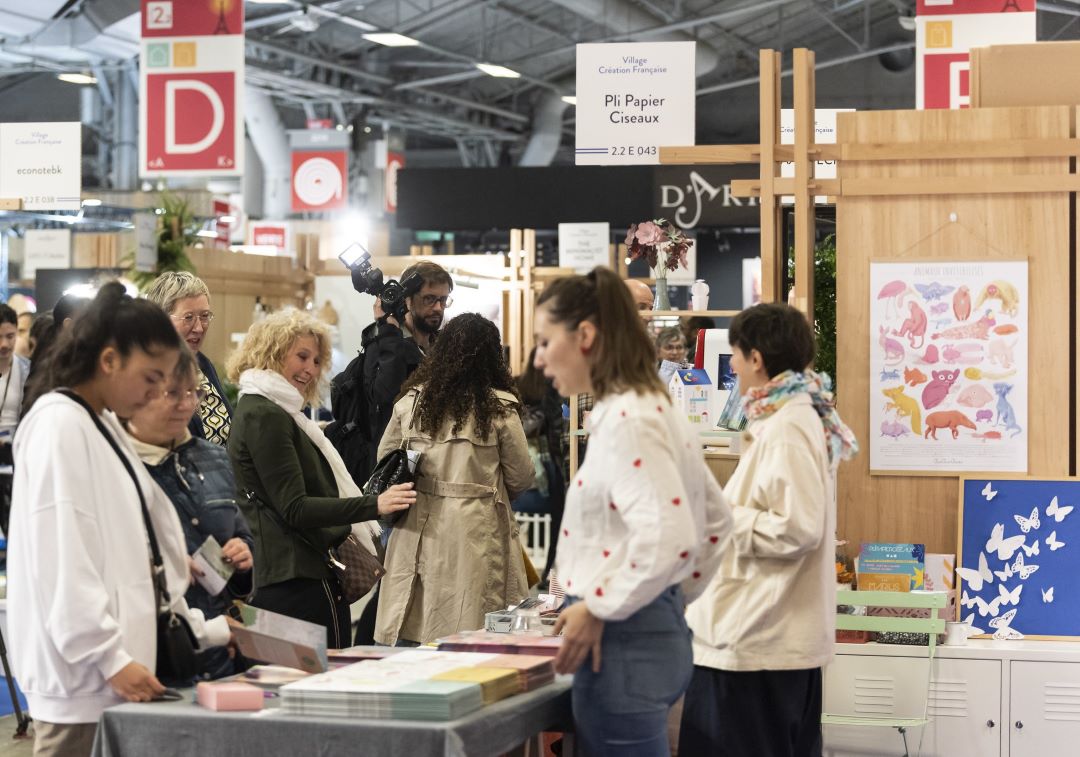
[{"x1": 836, "y1": 106, "x2": 1072, "y2": 555}]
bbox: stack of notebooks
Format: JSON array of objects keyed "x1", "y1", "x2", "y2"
[
  {"x1": 279, "y1": 649, "x2": 555, "y2": 721},
  {"x1": 437, "y1": 631, "x2": 563, "y2": 657}
]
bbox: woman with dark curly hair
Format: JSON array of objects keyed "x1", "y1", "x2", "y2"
[{"x1": 374, "y1": 313, "x2": 534, "y2": 645}]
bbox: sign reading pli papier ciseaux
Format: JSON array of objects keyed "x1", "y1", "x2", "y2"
[
  {"x1": 139, "y1": 0, "x2": 244, "y2": 177},
  {"x1": 575, "y1": 41, "x2": 695, "y2": 166}
]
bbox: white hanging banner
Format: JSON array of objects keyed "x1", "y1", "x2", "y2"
[
  {"x1": 139, "y1": 0, "x2": 244, "y2": 177},
  {"x1": 135, "y1": 212, "x2": 158, "y2": 273},
  {"x1": 779, "y1": 108, "x2": 853, "y2": 204},
  {"x1": 0, "y1": 123, "x2": 82, "y2": 211},
  {"x1": 575, "y1": 41, "x2": 695, "y2": 166},
  {"x1": 24, "y1": 228, "x2": 72, "y2": 279},
  {"x1": 558, "y1": 222, "x2": 610, "y2": 273}
]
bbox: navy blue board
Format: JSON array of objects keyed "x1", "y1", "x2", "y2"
[{"x1": 959, "y1": 478, "x2": 1080, "y2": 638}]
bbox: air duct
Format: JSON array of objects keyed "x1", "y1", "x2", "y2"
[
  {"x1": 244, "y1": 87, "x2": 293, "y2": 219},
  {"x1": 520, "y1": 0, "x2": 720, "y2": 166}
]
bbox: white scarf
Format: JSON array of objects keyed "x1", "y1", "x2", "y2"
[{"x1": 238, "y1": 368, "x2": 380, "y2": 554}]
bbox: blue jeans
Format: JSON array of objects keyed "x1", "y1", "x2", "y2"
[{"x1": 568, "y1": 586, "x2": 692, "y2": 757}]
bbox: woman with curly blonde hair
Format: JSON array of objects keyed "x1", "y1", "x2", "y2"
[{"x1": 226, "y1": 309, "x2": 416, "y2": 646}]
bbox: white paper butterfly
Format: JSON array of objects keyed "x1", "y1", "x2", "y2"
[
  {"x1": 994, "y1": 582, "x2": 1023, "y2": 610},
  {"x1": 993, "y1": 562, "x2": 1013, "y2": 582},
  {"x1": 957, "y1": 551, "x2": 993, "y2": 591},
  {"x1": 1011, "y1": 553, "x2": 1039, "y2": 580},
  {"x1": 1014, "y1": 507, "x2": 1040, "y2": 533},
  {"x1": 1042, "y1": 587, "x2": 1055, "y2": 604},
  {"x1": 982, "y1": 482, "x2": 998, "y2": 502},
  {"x1": 962, "y1": 613, "x2": 985, "y2": 636},
  {"x1": 989, "y1": 608, "x2": 1024, "y2": 640},
  {"x1": 1046, "y1": 496, "x2": 1074, "y2": 523},
  {"x1": 961, "y1": 589, "x2": 998, "y2": 618},
  {"x1": 986, "y1": 522, "x2": 1026, "y2": 561},
  {"x1": 1047, "y1": 531, "x2": 1066, "y2": 551},
  {"x1": 1023, "y1": 541, "x2": 1040, "y2": 557}
]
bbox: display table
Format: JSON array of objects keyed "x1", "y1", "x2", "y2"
[
  {"x1": 92, "y1": 676, "x2": 573, "y2": 757},
  {"x1": 825, "y1": 639, "x2": 1080, "y2": 757}
]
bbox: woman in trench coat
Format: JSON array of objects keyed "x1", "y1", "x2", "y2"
[{"x1": 374, "y1": 313, "x2": 534, "y2": 645}]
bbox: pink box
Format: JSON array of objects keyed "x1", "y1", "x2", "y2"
[{"x1": 196, "y1": 681, "x2": 264, "y2": 712}]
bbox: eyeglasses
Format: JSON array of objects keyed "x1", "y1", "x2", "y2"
[
  {"x1": 420, "y1": 295, "x2": 453, "y2": 308},
  {"x1": 162, "y1": 388, "x2": 208, "y2": 405},
  {"x1": 170, "y1": 311, "x2": 215, "y2": 328}
]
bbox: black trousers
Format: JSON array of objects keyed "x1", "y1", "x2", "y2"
[
  {"x1": 678, "y1": 665, "x2": 823, "y2": 757},
  {"x1": 250, "y1": 576, "x2": 350, "y2": 650}
]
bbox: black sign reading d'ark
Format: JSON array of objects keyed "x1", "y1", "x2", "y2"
[{"x1": 396, "y1": 164, "x2": 762, "y2": 231}]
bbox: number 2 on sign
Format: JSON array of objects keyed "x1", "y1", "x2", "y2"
[{"x1": 146, "y1": 2, "x2": 174, "y2": 30}]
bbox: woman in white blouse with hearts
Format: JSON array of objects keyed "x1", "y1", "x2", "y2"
[{"x1": 534, "y1": 267, "x2": 732, "y2": 757}]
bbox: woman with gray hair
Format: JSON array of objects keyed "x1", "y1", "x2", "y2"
[{"x1": 144, "y1": 272, "x2": 232, "y2": 445}]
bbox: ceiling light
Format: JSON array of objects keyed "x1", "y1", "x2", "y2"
[
  {"x1": 57, "y1": 72, "x2": 97, "y2": 85},
  {"x1": 561, "y1": 96, "x2": 577, "y2": 105},
  {"x1": 363, "y1": 32, "x2": 420, "y2": 47},
  {"x1": 897, "y1": 15, "x2": 916, "y2": 31},
  {"x1": 476, "y1": 63, "x2": 520, "y2": 79}
]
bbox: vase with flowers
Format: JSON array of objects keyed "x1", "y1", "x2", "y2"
[{"x1": 624, "y1": 218, "x2": 694, "y2": 311}]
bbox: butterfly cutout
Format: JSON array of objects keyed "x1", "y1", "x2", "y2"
[
  {"x1": 1047, "y1": 531, "x2": 1066, "y2": 551},
  {"x1": 982, "y1": 482, "x2": 998, "y2": 502},
  {"x1": 1046, "y1": 496, "x2": 1074, "y2": 523},
  {"x1": 993, "y1": 563, "x2": 1013, "y2": 582},
  {"x1": 961, "y1": 589, "x2": 998, "y2": 618},
  {"x1": 1022, "y1": 541, "x2": 1040, "y2": 557},
  {"x1": 957, "y1": 551, "x2": 993, "y2": 591},
  {"x1": 1014, "y1": 507, "x2": 1040, "y2": 533},
  {"x1": 1042, "y1": 586, "x2": 1055, "y2": 604},
  {"x1": 989, "y1": 608, "x2": 1024, "y2": 640},
  {"x1": 961, "y1": 613, "x2": 985, "y2": 636},
  {"x1": 995, "y1": 582, "x2": 1023, "y2": 610},
  {"x1": 1011, "y1": 553, "x2": 1039, "y2": 580},
  {"x1": 986, "y1": 522, "x2": 1026, "y2": 561}
]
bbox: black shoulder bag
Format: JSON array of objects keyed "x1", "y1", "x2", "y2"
[{"x1": 59, "y1": 390, "x2": 200, "y2": 681}]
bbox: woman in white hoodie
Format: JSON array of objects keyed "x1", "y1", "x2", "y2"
[
  {"x1": 680, "y1": 303, "x2": 858, "y2": 757},
  {"x1": 8, "y1": 283, "x2": 232, "y2": 757}
]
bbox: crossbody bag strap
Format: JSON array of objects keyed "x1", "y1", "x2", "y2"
[
  {"x1": 243, "y1": 488, "x2": 335, "y2": 567},
  {"x1": 57, "y1": 389, "x2": 173, "y2": 608}
]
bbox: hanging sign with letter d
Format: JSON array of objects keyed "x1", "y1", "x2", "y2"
[{"x1": 139, "y1": 0, "x2": 244, "y2": 177}]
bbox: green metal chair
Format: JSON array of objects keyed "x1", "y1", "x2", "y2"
[{"x1": 822, "y1": 590, "x2": 948, "y2": 756}]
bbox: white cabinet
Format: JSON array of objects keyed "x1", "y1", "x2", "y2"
[
  {"x1": 824, "y1": 655, "x2": 1001, "y2": 757},
  {"x1": 824, "y1": 641, "x2": 1080, "y2": 757},
  {"x1": 1009, "y1": 661, "x2": 1080, "y2": 757}
]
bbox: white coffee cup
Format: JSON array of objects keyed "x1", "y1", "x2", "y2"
[{"x1": 944, "y1": 621, "x2": 968, "y2": 646}]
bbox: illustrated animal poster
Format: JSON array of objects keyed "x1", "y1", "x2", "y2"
[
  {"x1": 869, "y1": 260, "x2": 1028, "y2": 474},
  {"x1": 959, "y1": 478, "x2": 1080, "y2": 639}
]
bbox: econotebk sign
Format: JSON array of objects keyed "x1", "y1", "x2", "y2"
[{"x1": 139, "y1": 0, "x2": 244, "y2": 177}]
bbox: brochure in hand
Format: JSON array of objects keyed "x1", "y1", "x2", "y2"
[
  {"x1": 191, "y1": 535, "x2": 234, "y2": 596},
  {"x1": 233, "y1": 606, "x2": 329, "y2": 674}
]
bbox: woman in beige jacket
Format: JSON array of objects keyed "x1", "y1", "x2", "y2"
[{"x1": 375, "y1": 313, "x2": 534, "y2": 645}]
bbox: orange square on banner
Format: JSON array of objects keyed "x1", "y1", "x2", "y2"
[
  {"x1": 926, "y1": 20, "x2": 952, "y2": 49},
  {"x1": 173, "y1": 42, "x2": 196, "y2": 67}
]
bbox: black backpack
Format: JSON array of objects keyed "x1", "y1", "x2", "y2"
[{"x1": 326, "y1": 351, "x2": 373, "y2": 486}]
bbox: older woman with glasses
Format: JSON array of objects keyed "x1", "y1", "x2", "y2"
[
  {"x1": 144, "y1": 272, "x2": 232, "y2": 446},
  {"x1": 125, "y1": 347, "x2": 254, "y2": 682}
]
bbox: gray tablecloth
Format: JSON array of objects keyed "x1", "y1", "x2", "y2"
[{"x1": 91, "y1": 678, "x2": 573, "y2": 757}]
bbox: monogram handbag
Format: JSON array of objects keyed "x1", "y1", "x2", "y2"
[{"x1": 60, "y1": 390, "x2": 201, "y2": 681}]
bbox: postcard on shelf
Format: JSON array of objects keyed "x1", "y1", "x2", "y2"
[
  {"x1": 191, "y1": 535, "x2": 234, "y2": 596},
  {"x1": 234, "y1": 606, "x2": 328, "y2": 674},
  {"x1": 858, "y1": 543, "x2": 926, "y2": 591}
]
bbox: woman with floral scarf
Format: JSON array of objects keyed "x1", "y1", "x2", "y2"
[{"x1": 680, "y1": 302, "x2": 858, "y2": 757}]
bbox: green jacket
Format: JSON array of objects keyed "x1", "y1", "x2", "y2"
[{"x1": 228, "y1": 394, "x2": 379, "y2": 588}]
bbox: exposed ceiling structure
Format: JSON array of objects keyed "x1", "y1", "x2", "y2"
[{"x1": 2, "y1": 0, "x2": 1080, "y2": 173}]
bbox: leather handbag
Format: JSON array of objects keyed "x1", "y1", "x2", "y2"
[
  {"x1": 362, "y1": 441, "x2": 420, "y2": 527},
  {"x1": 60, "y1": 390, "x2": 201, "y2": 682}
]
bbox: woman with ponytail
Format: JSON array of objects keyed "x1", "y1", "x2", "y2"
[
  {"x1": 7, "y1": 283, "x2": 233, "y2": 757},
  {"x1": 679, "y1": 302, "x2": 858, "y2": 757},
  {"x1": 533, "y1": 267, "x2": 732, "y2": 756}
]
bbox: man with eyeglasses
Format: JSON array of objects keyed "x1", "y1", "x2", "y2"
[{"x1": 144, "y1": 272, "x2": 232, "y2": 446}]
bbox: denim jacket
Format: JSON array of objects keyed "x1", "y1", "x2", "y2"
[{"x1": 131, "y1": 434, "x2": 254, "y2": 620}]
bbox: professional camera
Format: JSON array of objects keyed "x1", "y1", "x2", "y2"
[{"x1": 339, "y1": 242, "x2": 422, "y2": 323}]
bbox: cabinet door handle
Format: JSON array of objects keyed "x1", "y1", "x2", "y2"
[
  {"x1": 1015, "y1": 721, "x2": 1024, "y2": 730},
  {"x1": 986, "y1": 720, "x2": 995, "y2": 728}
]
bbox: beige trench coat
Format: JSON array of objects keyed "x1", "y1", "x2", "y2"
[{"x1": 374, "y1": 387, "x2": 535, "y2": 645}]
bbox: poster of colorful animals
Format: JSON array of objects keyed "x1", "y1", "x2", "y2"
[
  {"x1": 870, "y1": 261, "x2": 1028, "y2": 474},
  {"x1": 958, "y1": 478, "x2": 1080, "y2": 639}
]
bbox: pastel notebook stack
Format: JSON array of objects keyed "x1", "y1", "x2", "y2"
[
  {"x1": 430, "y1": 666, "x2": 521, "y2": 705},
  {"x1": 437, "y1": 631, "x2": 563, "y2": 657},
  {"x1": 484, "y1": 655, "x2": 555, "y2": 692}
]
